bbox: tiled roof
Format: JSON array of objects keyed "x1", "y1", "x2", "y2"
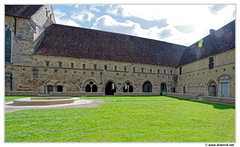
[
  {"x1": 5, "y1": 5, "x2": 43, "y2": 19},
  {"x1": 35, "y1": 24, "x2": 186, "y2": 67},
  {"x1": 178, "y1": 20, "x2": 235, "y2": 66}
]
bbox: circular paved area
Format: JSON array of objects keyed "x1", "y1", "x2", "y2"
[{"x1": 5, "y1": 98, "x2": 105, "y2": 113}]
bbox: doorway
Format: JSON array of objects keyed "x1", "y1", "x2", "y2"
[
  {"x1": 221, "y1": 82, "x2": 228, "y2": 97},
  {"x1": 105, "y1": 82, "x2": 116, "y2": 95},
  {"x1": 47, "y1": 85, "x2": 53, "y2": 94}
]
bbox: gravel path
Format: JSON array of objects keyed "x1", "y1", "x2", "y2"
[{"x1": 5, "y1": 99, "x2": 105, "y2": 113}]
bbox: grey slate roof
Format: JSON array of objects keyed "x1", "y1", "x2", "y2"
[
  {"x1": 178, "y1": 20, "x2": 235, "y2": 66},
  {"x1": 35, "y1": 24, "x2": 186, "y2": 67},
  {"x1": 5, "y1": 5, "x2": 43, "y2": 19}
]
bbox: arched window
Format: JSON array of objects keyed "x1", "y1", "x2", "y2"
[
  {"x1": 92, "y1": 84, "x2": 98, "y2": 92},
  {"x1": 85, "y1": 84, "x2": 91, "y2": 92},
  {"x1": 142, "y1": 81, "x2": 152, "y2": 92},
  {"x1": 56, "y1": 85, "x2": 63, "y2": 92},
  {"x1": 123, "y1": 83, "x2": 134, "y2": 93}
]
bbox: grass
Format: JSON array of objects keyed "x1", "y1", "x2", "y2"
[{"x1": 5, "y1": 95, "x2": 235, "y2": 142}]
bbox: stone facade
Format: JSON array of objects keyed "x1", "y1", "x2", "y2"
[
  {"x1": 176, "y1": 49, "x2": 235, "y2": 98},
  {"x1": 5, "y1": 5, "x2": 235, "y2": 100}
]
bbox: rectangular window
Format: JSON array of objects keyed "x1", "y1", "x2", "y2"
[
  {"x1": 58, "y1": 62, "x2": 62, "y2": 68},
  {"x1": 150, "y1": 69, "x2": 152, "y2": 73},
  {"x1": 114, "y1": 66, "x2": 118, "y2": 71},
  {"x1": 104, "y1": 65, "x2": 108, "y2": 70},
  {"x1": 124, "y1": 67, "x2": 127, "y2": 72},
  {"x1": 170, "y1": 70, "x2": 173, "y2": 74},
  {"x1": 133, "y1": 67, "x2": 136, "y2": 72},
  {"x1": 70, "y1": 63, "x2": 74, "y2": 68},
  {"x1": 46, "y1": 61, "x2": 50, "y2": 67},
  {"x1": 82, "y1": 64, "x2": 86, "y2": 69},
  {"x1": 209, "y1": 57, "x2": 214, "y2": 69},
  {"x1": 141, "y1": 68, "x2": 144, "y2": 73},
  {"x1": 164, "y1": 70, "x2": 166, "y2": 74},
  {"x1": 5, "y1": 30, "x2": 11, "y2": 63},
  {"x1": 179, "y1": 67, "x2": 182, "y2": 75},
  {"x1": 158, "y1": 69, "x2": 160, "y2": 74},
  {"x1": 94, "y1": 64, "x2": 97, "y2": 70}
]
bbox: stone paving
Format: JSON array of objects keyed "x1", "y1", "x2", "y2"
[{"x1": 5, "y1": 99, "x2": 105, "y2": 113}]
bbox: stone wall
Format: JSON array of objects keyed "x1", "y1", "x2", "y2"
[
  {"x1": 163, "y1": 92, "x2": 235, "y2": 105},
  {"x1": 162, "y1": 92, "x2": 198, "y2": 100},
  {"x1": 176, "y1": 49, "x2": 235, "y2": 98},
  {"x1": 5, "y1": 55, "x2": 177, "y2": 95}
]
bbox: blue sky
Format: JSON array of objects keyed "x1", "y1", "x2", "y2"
[{"x1": 52, "y1": 4, "x2": 235, "y2": 46}]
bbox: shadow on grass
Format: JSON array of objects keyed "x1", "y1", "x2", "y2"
[{"x1": 165, "y1": 95, "x2": 235, "y2": 110}]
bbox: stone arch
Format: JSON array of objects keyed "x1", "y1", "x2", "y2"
[
  {"x1": 218, "y1": 74, "x2": 231, "y2": 97},
  {"x1": 104, "y1": 79, "x2": 117, "y2": 95},
  {"x1": 44, "y1": 81, "x2": 54, "y2": 94},
  {"x1": 207, "y1": 79, "x2": 217, "y2": 96},
  {"x1": 142, "y1": 81, "x2": 152, "y2": 93},
  {"x1": 55, "y1": 81, "x2": 63, "y2": 92},
  {"x1": 83, "y1": 79, "x2": 99, "y2": 87},
  {"x1": 83, "y1": 79, "x2": 99, "y2": 92},
  {"x1": 160, "y1": 82, "x2": 167, "y2": 92},
  {"x1": 122, "y1": 80, "x2": 135, "y2": 93}
]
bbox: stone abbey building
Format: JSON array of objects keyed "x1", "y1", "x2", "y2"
[{"x1": 5, "y1": 5, "x2": 235, "y2": 102}]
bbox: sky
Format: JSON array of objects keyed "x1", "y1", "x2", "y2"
[{"x1": 52, "y1": 4, "x2": 235, "y2": 46}]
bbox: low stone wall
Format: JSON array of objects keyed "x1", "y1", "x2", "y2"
[
  {"x1": 163, "y1": 92, "x2": 235, "y2": 105},
  {"x1": 202, "y1": 96, "x2": 235, "y2": 105},
  {"x1": 115, "y1": 92, "x2": 159, "y2": 96},
  {"x1": 49, "y1": 92, "x2": 104, "y2": 96},
  {"x1": 163, "y1": 92, "x2": 198, "y2": 100}
]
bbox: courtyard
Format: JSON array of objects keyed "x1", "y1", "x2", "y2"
[{"x1": 5, "y1": 95, "x2": 235, "y2": 142}]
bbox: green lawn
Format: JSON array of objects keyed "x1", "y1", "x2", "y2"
[{"x1": 5, "y1": 95, "x2": 235, "y2": 142}]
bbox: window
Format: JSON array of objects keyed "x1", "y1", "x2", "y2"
[
  {"x1": 141, "y1": 68, "x2": 144, "y2": 73},
  {"x1": 5, "y1": 29, "x2": 12, "y2": 63},
  {"x1": 124, "y1": 67, "x2": 127, "y2": 72},
  {"x1": 94, "y1": 64, "x2": 97, "y2": 70},
  {"x1": 179, "y1": 67, "x2": 182, "y2": 75},
  {"x1": 114, "y1": 66, "x2": 118, "y2": 71},
  {"x1": 56, "y1": 85, "x2": 63, "y2": 92},
  {"x1": 104, "y1": 65, "x2": 108, "y2": 70},
  {"x1": 170, "y1": 70, "x2": 173, "y2": 74},
  {"x1": 46, "y1": 61, "x2": 50, "y2": 67},
  {"x1": 70, "y1": 63, "x2": 74, "y2": 68},
  {"x1": 209, "y1": 57, "x2": 214, "y2": 69},
  {"x1": 150, "y1": 69, "x2": 152, "y2": 73},
  {"x1": 133, "y1": 67, "x2": 136, "y2": 72},
  {"x1": 164, "y1": 70, "x2": 166, "y2": 74},
  {"x1": 158, "y1": 69, "x2": 160, "y2": 74},
  {"x1": 58, "y1": 62, "x2": 62, "y2": 68},
  {"x1": 82, "y1": 64, "x2": 86, "y2": 69}
]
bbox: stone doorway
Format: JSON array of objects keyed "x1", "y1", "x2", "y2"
[
  {"x1": 105, "y1": 82, "x2": 116, "y2": 95},
  {"x1": 208, "y1": 81, "x2": 217, "y2": 96},
  {"x1": 142, "y1": 81, "x2": 152, "y2": 92},
  {"x1": 47, "y1": 85, "x2": 53, "y2": 94},
  {"x1": 160, "y1": 82, "x2": 167, "y2": 92}
]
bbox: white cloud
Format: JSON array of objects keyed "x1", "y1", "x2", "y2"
[
  {"x1": 71, "y1": 10, "x2": 95, "y2": 22},
  {"x1": 90, "y1": 5, "x2": 101, "y2": 12},
  {"x1": 111, "y1": 5, "x2": 235, "y2": 45},
  {"x1": 91, "y1": 15, "x2": 175, "y2": 43},
  {"x1": 53, "y1": 9, "x2": 80, "y2": 27},
  {"x1": 106, "y1": 5, "x2": 122, "y2": 15}
]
